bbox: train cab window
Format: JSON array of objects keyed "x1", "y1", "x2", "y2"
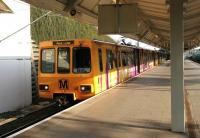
[
  {"x1": 73, "y1": 47, "x2": 91, "y2": 73},
  {"x1": 106, "y1": 50, "x2": 113, "y2": 70},
  {"x1": 41, "y1": 49, "x2": 55, "y2": 73},
  {"x1": 98, "y1": 48, "x2": 103, "y2": 72},
  {"x1": 58, "y1": 48, "x2": 70, "y2": 73}
]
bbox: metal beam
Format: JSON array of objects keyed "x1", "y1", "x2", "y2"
[
  {"x1": 57, "y1": 0, "x2": 79, "y2": 11},
  {"x1": 139, "y1": 12, "x2": 169, "y2": 22},
  {"x1": 76, "y1": 5, "x2": 98, "y2": 19},
  {"x1": 138, "y1": 29, "x2": 149, "y2": 40}
]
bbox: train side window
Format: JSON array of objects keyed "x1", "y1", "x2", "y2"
[
  {"x1": 132, "y1": 52, "x2": 135, "y2": 66},
  {"x1": 122, "y1": 52, "x2": 128, "y2": 66},
  {"x1": 122, "y1": 52, "x2": 125, "y2": 66},
  {"x1": 58, "y1": 47, "x2": 70, "y2": 73},
  {"x1": 114, "y1": 52, "x2": 118, "y2": 68},
  {"x1": 41, "y1": 48, "x2": 55, "y2": 73},
  {"x1": 128, "y1": 53, "x2": 132, "y2": 66},
  {"x1": 118, "y1": 52, "x2": 121, "y2": 67},
  {"x1": 134, "y1": 50, "x2": 137, "y2": 65},
  {"x1": 106, "y1": 50, "x2": 113, "y2": 70},
  {"x1": 98, "y1": 48, "x2": 103, "y2": 72}
]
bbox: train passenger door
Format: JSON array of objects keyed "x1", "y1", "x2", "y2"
[
  {"x1": 153, "y1": 52, "x2": 156, "y2": 66},
  {"x1": 106, "y1": 50, "x2": 110, "y2": 89},
  {"x1": 98, "y1": 48, "x2": 103, "y2": 92},
  {"x1": 116, "y1": 50, "x2": 121, "y2": 84},
  {"x1": 133, "y1": 49, "x2": 136, "y2": 76},
  {"x1": 136, "y1": 49, "x2": 140, "y2": 74},
  {"x1": 140, "y1": 49, "x2": 144, "y2": 72},
  {"x1": 106, "y1": 49, "x2": 113, "y2": 89}
]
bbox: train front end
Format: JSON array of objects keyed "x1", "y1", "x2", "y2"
[{"x1": 38, "y1": 40, "x2": 95, "y2": 104}]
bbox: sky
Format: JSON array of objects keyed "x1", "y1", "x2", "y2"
[{"x1": 0, "y1": 0, "x2": 31, "y2": 57}]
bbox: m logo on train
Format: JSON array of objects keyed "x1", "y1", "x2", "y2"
[{"x1": 59, "y1": 80, "x2": 68, "y2": 89}]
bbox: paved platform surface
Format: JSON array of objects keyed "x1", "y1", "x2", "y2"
[
  {"x1": 12, "y1": 63, "x2": 189, "y2": 138},
  {"x1": 185, "y1": 60, "x2": 200, "y2": 137}
]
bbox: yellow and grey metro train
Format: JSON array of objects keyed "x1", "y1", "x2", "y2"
[{"x1": 38, "y1": 39, "x2": 165, "y2": 104}]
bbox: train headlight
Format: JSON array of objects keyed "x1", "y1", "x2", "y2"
[
  {"x1": 44, "y1": 85, "x2": 49, "y2": 90},
  {"x1": 80, "y1": 85, "x2": 91, "y2": 93},
  {"x1": 39, "y1": 84, "x2": 49, "y2": 91},
  {"x1": 81, "y1": 86, "x2": 85, "y2": 91}
]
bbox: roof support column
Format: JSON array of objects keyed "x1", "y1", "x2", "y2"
[{"x1": 170, "y1": 0, "x2": 185, "y2": 132}]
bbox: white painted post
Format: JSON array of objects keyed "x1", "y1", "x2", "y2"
[{"x1": 170, "y1": 0, "x2": 185, "y2": 132}]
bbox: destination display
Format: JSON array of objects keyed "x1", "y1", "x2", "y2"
[{"x1": 53, "y1": 41, "x2": 74, "y2": 45}]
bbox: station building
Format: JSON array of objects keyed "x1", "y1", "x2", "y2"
[{"x1": 0, "y1": 0, "x2": 32, "y2": 113}]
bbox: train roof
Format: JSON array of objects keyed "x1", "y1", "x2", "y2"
[
  {"x1": 93, "y1": 40, "x2": 157, "y2": 51},
  {"x1": 93, "y1": 40, "x2": 138, "y2": 48},
  {"x1": 40, "y1": 39, "x2": 158, "y2": 52}
]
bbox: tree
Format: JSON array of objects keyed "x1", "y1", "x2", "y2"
[{"x1": 30, "y1": 6, "x2": 114, "y2": 44}]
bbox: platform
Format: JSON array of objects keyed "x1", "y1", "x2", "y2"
[
  {"x1": 11, "y1": 61, "x2": 200, "y2": 138},
  {"x1": 185, "y1": 60, "x2": 200, "y2": 137}
]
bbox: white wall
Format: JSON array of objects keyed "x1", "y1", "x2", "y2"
[
  {"x1": 0, "y1": 0, "x2": 32, "y2": 113},
  {"x1": 0, "y1": 57, "x2": 32, "y2": 112}
]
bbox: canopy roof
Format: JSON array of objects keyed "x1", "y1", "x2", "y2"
[
  {"x1": 0, "y1": 0, "x2": 12, "y2": 13},
  {"x1": 23, "y1": 0, "x2": 200, "y2": 50}
]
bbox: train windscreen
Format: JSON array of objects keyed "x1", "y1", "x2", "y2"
[
  {"x1": 58, "y1": 47, "x2": 70, "y2": 73},
  {"x1": 41, "y1": 49, "x2": 55, "y2": 73},
  {"x1": 73, "y1": 47, "x2": 91, "y2": 73}
]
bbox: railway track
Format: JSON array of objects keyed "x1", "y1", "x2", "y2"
[{"x1": 0, "y1": 102, "x2": 75, "y2": 138}]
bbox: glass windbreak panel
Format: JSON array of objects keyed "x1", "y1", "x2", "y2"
[
  {"x1": 58, "y1": 47, "x2": 70, "y2": 73},
  {"x1": 73, "y1": 47, "x2": 91, "y2": 73},
  {"x1": 41, "y1": 49, "x2": 55, "y2": 73}
]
